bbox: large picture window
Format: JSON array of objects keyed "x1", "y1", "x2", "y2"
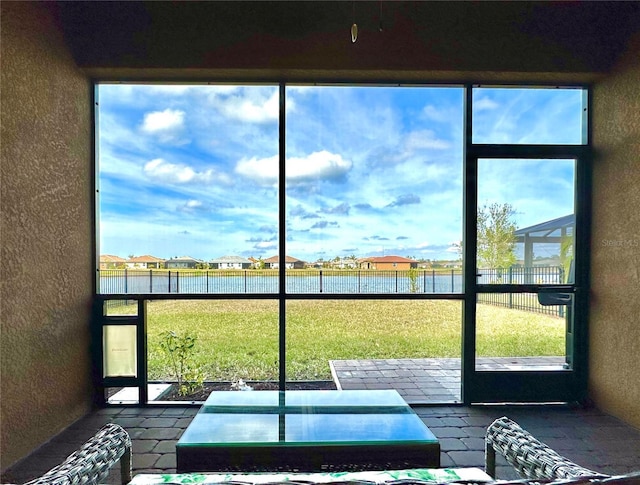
[
  {"x1": 98, "y1": 84, "x2": 279, "y2": 286},
  {"x1": 98, "y1": 84, "x2": 464, "y2": 293},
  {"x1": 95, "y1": 83, "x2": 589, "y2": 405},
  {"x1": 284, "y1": 86, "x2": 463, "y2": 274}
]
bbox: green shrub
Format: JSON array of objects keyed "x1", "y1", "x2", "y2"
[{"x1": 159, "y1": 330, "x2": 204, "y2": 396}]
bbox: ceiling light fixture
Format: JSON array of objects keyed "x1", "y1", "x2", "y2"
[
  {"x1": 351, "y1": 1, "x2": 383, "y2": 43},
  {"x1": 351, "y1": 1, "x2": 358, "y2": 43}
]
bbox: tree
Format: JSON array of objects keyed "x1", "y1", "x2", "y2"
[
  {"x1": 560, "y1": 233, "x2": 574, "y2": 283},
  {"x1": 407, "y1": 267, "x2": 419, "y2": 293},
  {"x1": 477, "y1": 202, "x2": 517, "y2": 269},
  {"x1": 451, "y1": 241, "x2": 463, "y2": 261}
]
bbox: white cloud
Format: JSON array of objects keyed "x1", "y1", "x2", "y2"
[
  {"x1": 101, "y1": 85, "x2": 576, "y2": 263},
  {"x1": 143, "y1": 158, "x2": 232, "y2": 185},
  {"x1": 473, "y1": 96, "x2": 499, "y2": 111},
  {"x1": 423, "y1": 105, "x2": 449, "y2": 123},
  {"x1": 146, "y1": 85, "x2": 199, "y2": 95},
  {"x1": 179, "y1": 199, "x2": 213, "y2": 213},
  {"x1": 235, "y1": 155, "x2": 279, "y2": 185},
  {"x1": 212, "y1": 89, "x2": 281, "y2": 123},
  {"x1": 235, "y1": 151, "x2": 352, "y2": 186},
  {"x1": 142, "y1": 109, "x2": 185, "y2": 133},
  {"x1": 288, "y1": 151, "x2": 352, "y2": 183},
  {"x1": 404, "y1": 130, "x2": 450, "y2": 151}
]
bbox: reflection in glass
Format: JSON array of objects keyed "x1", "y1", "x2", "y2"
[
  {"x1": 182, "y1": 390, "x2": 437, "y2": 444},
  {"x1": 182, "y1": 413, "x2": 279, "y2": 443}
]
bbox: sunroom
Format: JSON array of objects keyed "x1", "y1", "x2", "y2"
[{"x1": 2, "y1": 0, "x2": 639, "y2": 479}]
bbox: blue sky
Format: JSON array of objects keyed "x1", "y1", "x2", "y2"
[{"x1": 98, "y1": 84, "x2": 583, "y2": 263}]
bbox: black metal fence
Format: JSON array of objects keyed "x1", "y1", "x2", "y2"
[
  {"x1": 98, "y1": 268, "x2": 465, "y2": 294},
  {"x1": 99, "y1": 266, "x2": 566, "y2": 316},
  {"x1": 477, "y1": 266, "x2": 566, "y2": 317},
  {"x1": 477, "y1": 266, "x2": 565, "y2": 285},
  {"x1": 476, "y1": 292, "x2": 565, "y2": 317}
]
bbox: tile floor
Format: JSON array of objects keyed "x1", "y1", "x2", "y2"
[{"x1": 2, "y1": 402, "x2": 640, "y2": 484}]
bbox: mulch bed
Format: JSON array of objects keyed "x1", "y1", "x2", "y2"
[{"x1": 158, "y1": 380, "x2": 337, "y2": 401}]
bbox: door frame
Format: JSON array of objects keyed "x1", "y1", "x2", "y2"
[{"x1": 461, "y1": 86, "x2": 592, "y2": 404}]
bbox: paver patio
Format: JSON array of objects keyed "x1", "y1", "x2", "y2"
[{"x1": 331, "y1": 356, "x2": 566, "y2": 404}]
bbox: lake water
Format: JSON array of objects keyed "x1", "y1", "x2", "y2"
[
  {"x1": 99, "y1": 266, "x2": 562, "y2": 295},
  {"x1": 99, "y1": 270, "x2": 464, "y2": 294}
]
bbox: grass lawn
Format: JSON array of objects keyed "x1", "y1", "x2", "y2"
[{"x1": 127, "y1": 299, "x2": 567, "y2": 382}]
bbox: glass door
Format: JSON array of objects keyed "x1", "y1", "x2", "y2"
[
  {"x1": 463, "y1": 85, "x2": 590, "y2": 403},
  {"x1": 466, "y1": 155, "x2": 588, "y2": 403},
  {"x1": 474, "y1": 158, "x2": 576, "y2": 401}
]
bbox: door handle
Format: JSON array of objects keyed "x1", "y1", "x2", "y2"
[{"x1": 538, "y1": 292, "x2": 572, "y2": 306}]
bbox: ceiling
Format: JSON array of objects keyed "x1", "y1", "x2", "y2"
[{"x1": 54, "y1": 1, "x2": 640, "y2": 80}]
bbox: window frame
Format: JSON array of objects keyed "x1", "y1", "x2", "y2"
[{"x1": 92, "y1": 81, "x2": 591, "y2": 405}]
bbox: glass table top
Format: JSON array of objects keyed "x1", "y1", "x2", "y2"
[
  {"x1": 201, "y1": 389, "x2": 409, "y2": 408},
  {"x1": 178, "y1": 390, "x2": 438, "y2": 448}
]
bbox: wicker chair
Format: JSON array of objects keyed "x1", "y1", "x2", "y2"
[
  {"x1": 485, "y1": 416, "x2": 607, "y2": 481},
  {"x1": 475, "y1": 475, "x2": 640, "y2": 485},
  {"x1": 21, "y1": 423, "x2": 132, "y2": 485}
]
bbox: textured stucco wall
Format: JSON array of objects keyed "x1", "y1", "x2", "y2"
[
  {"x1": 1, "y1": 2, "x2": 94, "y2": 470},
  {"x1": 590, "y1": 32, "x2": 640, "y2": 429}
]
